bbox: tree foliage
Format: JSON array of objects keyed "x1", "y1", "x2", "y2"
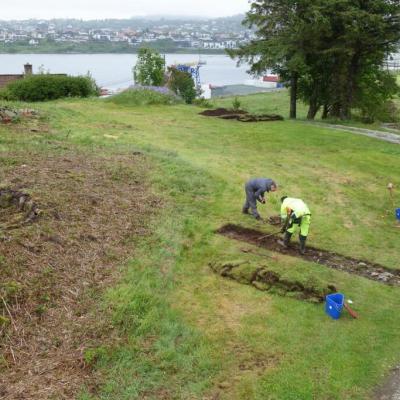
[
  {"x1": 230, "y1": 0, "x2": 400, "y2": 121},
  {"x1": 133, "y1": 47, "x2": 165, "y2": 86},
  {"x1": 167, "y1": 68, "x2": 197, "y2": 104},
  {"x1": 1, "y1": 75, "x2": 99, "y2": 101}
]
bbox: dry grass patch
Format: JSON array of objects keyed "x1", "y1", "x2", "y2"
[{"x1": 0, "y1": 148, "x2": 154, "y2": 399}]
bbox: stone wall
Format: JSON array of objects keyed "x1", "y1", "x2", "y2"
[{"x1": 0, "y1": 74, "x2": 24, "y2": 89}]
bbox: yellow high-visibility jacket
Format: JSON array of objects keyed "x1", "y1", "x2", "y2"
[{"x1": 280, "y1": 198, "x2": 311, "y2": 221}]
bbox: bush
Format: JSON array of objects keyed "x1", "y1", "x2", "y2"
[
  {"x1": 2, "y1": 75, "x2": 99, "y2": 102},
  {"x1": 193, "y1": 97, "x2": 213, "y2": 108},
  {"x1": 133, "y1": 47, "x2": 166, "y2": 87},
  {"x1": 167, "y1": 68, "x2": 197, "y2": 104},
  {"x1": 106, "y1": 88, "x2": 181, "y2": 106},
  {"x1": 232, "y1": 97, "x2": 241, "y2": 111}
]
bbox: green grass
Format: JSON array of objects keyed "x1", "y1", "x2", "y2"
[
  {"x1": 214, "y1": 88, "x2": 400, "y2": 132},
  {"x1": 2, "y1": 95, "x2": 400, "y2": 399},
  {"x1": 106, "y1": 88, "x2": 181, "y2": 106}
]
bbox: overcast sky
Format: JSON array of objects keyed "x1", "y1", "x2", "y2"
[{"x1": 2, "y1": 0, "x2": 250, "y2": 20}]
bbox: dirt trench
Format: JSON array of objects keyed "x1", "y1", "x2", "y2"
[
  {"x1": 199, "y1": 108, "x2": 284, "y2": 122},
  {"x1": 217, "y1": 224, "x2": 400, "y2": 286},
  {"x1": 0, "y1": 149, "x2": 154, "y2": 399}
]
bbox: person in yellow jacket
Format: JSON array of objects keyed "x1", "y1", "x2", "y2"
[{"x1": 279, "y1": 196, "x2": 311, "y2": 254}]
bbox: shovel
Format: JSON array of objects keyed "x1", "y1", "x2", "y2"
[
  {"x1": 344, "y1": 303, "x2": 358, "y2": 319},
  {"x1": 257, "y1": 229, "x2": 282, "y2": 241}
]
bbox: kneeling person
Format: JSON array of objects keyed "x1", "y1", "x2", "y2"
[
  {"x1": 279, "y1": 196, "x2": 311, "y2": 254},
  {"x1": 243, "y1": 178, "x2": 277, "y2": 220}
]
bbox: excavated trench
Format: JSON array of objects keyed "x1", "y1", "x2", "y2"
[
  {"x1": 217, "y1": 224, "x2": 400, "y2": 286},
  {"x1": 199, "y1": 108, "x2": 284, "y2": 122}
]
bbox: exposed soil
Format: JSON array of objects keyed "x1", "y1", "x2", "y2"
[
  {"x1": 267, "y1": 215, "x2": 282, "y2": 226},
  {"x1": 0, "y1": 189, "x2": 40, "y2": 230},
  {"x1": 0, "y1": 107, "x2": 38, "y2": 124},
  {"x1": 217, "y1": 224, "x2": 400, "y2": 286},
  {"x1": 199, "y1": 108, "x2": 248, "y2": 117},
  {"x1": 0, "y1": 149, "x2": 154, "y2": 399},
  {"x1": 210, "y1": 260, "x2": 337, "y2": 303},
  {"x1": 199, "y1": 108, "x2": 284, "y2": 122},
  {"x1": 374, "y1": 366, "x2": 400, "y2": 400}
]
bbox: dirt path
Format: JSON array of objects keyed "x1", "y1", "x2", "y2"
[
  {"x1": 0, "y1": 149, "x2": 153, "y2": 399},
  {"x1": 217, "y1": 224, "x2": 400, "y2": 285},
  {"x1": 374, "y1": 366, "x2": 400, "y2": 400},
  {"x1": 305, "y1": 122, "x2": 400, "y2": 144}
]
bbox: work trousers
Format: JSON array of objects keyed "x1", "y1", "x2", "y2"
[
  {"x1": 287, "y1": 214, "x2": 311, "y2": 237},
  {"x1": 243, "y1": 184, "x2": 260, "y2": 218}
]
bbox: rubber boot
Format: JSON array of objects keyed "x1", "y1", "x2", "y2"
[
  {"x1": 299, "y1": 235, "x2": 307, "y2": 254},
  {"x1": 278, "y1": 232, "x2": 292, "y2": 247}
]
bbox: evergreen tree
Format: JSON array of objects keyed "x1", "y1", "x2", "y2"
[{"x1": 231, "y1": 0, "x2": 400, "y2": 120}]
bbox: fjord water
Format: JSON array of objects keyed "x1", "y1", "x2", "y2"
[{"x1": 0, "y1": 53, "x2": 251, "y2": 89}]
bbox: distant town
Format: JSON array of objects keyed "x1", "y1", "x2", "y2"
[{"x1": 0, "y1": 16, "x2": 255, "y2": 53}]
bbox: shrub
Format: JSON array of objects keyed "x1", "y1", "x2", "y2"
[
  {"x1": 167, "y1": 68, "x2": 197, "y2": 104},
  {"x1": 3, "y1": 75, "x2": 99, "y2": 102},
  {"x1": 232, "y1": 97, "x2": 241, "y2": 111},
  {"x1": 133, "y1": 47, "x2": 166, "y2": 86},
  {"x1": 193, "y1": 97, "x2": 213, "y2": 108},
  {"x1": 106, "y1": 88, "x2": 180, "y2": 106}
]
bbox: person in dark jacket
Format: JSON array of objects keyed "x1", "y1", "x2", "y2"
[{"x1": 242, "y1": 178, "x2": 277, "y2": 220}]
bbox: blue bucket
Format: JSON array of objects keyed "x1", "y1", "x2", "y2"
[
  {"x1": 325, "y1": 293, "x2": 344, "y2": 320},
  {"x1": 396, "y1": 208, "x2": 400, "y2": 221}
]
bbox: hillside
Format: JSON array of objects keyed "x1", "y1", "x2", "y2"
[{"x1": 0, "y1": 93, "x2": 399, "y2": 399}]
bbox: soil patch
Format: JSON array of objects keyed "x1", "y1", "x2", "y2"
[
  {"x1": 0, "y1": 107, "x2": 38, "y2": 124},
  {"x1": 0, "y1": 188, "x2": 40, "y2": 230},
  {"x1": 217, "y1": 224, "x2": 400, "y2": 285},
  {"x1": 374, "y1": 365, "x2": 400, "y2": 400},
  {"x1": 199, "y1": 108, "x2": 284, "y2": 122},
  {"x1": 0, "y1": 149, "x2": 154, "y2": 399},
  {"x1": 199, "y1": 108, "x2": 248, "y2": 117},
  {"x1": 210, "y1": 260, "x2": 337, "y2": 303}
]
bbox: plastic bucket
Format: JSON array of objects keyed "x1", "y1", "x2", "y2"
[
  {"x1": 396, "y1": 208, "x2": 400, "y2": 221},
  {"x1": 325, "y1": 293, "x2": 344, "y2": 320}
]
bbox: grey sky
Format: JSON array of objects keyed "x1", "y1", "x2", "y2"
[{"x1": 3, "y1": 0, "x2": 250, "y2": 20}]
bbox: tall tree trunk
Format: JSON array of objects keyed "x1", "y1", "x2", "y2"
[
  {"x1": 307, "y1": 103, "x2": 320, "y2": 120},
  {"x1": 322, "y1": 104, "x2": 329, "y2": 119},
  {"x1": 307, "y1": 89, "x2": 320, "y2": 120},
  {"x1": 289, "y1": 72, "x2": 298, "y2": 119}
]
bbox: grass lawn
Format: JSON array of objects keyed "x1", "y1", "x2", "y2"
[
  {"x1": 213, "y1": 83, "x2": 400, "y2": 133},
  {"x1": 1, "y1": 94, "x2": 400, "y2": 399}
]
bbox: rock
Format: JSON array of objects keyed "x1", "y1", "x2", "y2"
[{"x1": 378, "y1": 272, "x2": 394, "y2": 282}]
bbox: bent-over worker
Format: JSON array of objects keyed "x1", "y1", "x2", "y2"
[
  {"x1": 279, "y1": 196, "x2": 311, "y2": 254},
  {"x1": 242, "y1": 178, "x2": 277, "y2": 220}
]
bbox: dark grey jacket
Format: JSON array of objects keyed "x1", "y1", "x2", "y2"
[{"x1": 245, "y1": 178, "x2": 276, "y2": 201}]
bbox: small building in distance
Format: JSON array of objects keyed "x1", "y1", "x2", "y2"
[
  {"x1": 0, "y1": 63, "x2": 33, "y2": 89},
  {"x1": 0, "y1": 63, "x2": 66, "y2": 90}
]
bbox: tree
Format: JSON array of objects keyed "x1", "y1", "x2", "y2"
[
  {"x1": 133, "y1": 47, "x2": 165, "y2": 86},
  {"x1": 228, "y1": 0, "x2": 315, "y2": 119},
  {"x1": 230, "y1": 0, "x2": 400, "y2": 121},
  {"x1": 167, "y1": 68, "x2": 197, "y2": 104}
]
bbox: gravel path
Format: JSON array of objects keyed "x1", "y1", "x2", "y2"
[
  {"x1": 374, "y1": 367, "x2": 400, "y2": 400},
  {"x1": 305, "y1": 122, "x2": 400, "y2": 144}
]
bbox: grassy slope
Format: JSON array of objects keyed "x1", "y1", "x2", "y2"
[
  {"x1": 3, "y1": 96, "x2": 400, "y2": 399},
  {"x1": 214, "y1": 86, "x2": 400, "y2": 132}
]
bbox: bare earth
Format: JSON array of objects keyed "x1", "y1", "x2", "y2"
[{"x1": 0, "y1": 147, "x2": 153, "y2": 399}]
